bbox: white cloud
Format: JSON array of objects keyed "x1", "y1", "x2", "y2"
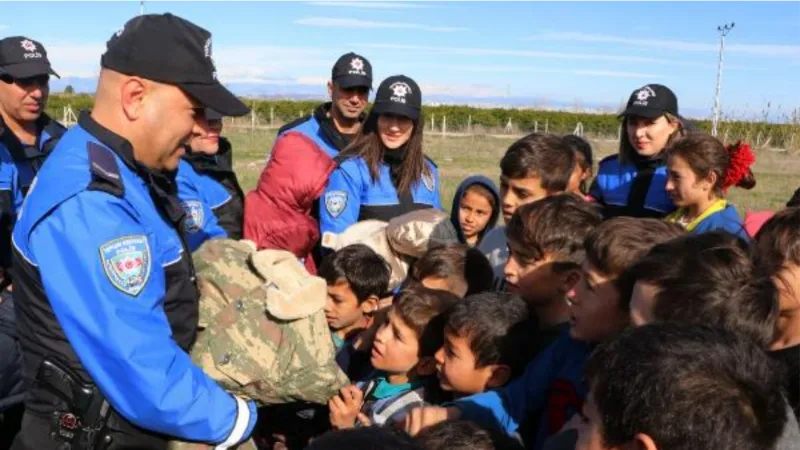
[
  {"x1": 295, "y1": 17, "x2": 467, "y2": 32},
  {"x1": 307, "y1": 1, "x2": 432, "y2": 9},
  {"x1": 353, "y1": 42, "x2": 716, "y2": 67},
  {"x1": 522, "y1": 31, "x2": 800, "y2": 58},
  {"x1": 420, "y1": 82, "x2": 504, "y2": 98},
  {"x1": 0, "y1": 25, "x2": 8, "y2": 31}
]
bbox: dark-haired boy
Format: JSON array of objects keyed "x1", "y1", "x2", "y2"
[
  {"x1": 435, "y1": 293, "x2": 530, "y2": 397},
  {"x1": 478, "y1": 133, "x2": 576, "y2": 290},
  {"x1": 405, "y1": 218, "x2": 685, "y2": 450},
  {"x1": 319, "y1": 243, "x2": 391, "y2": 379},
  {"x1": 504, "y1": 194, "x2": 601, "y2": 353},
  {"x1": 576, "y1": 323, "x2": 788, "y2": 450}
]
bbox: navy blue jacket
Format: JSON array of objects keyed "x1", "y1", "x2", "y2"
[
  {"x1": 589, "y1": 154, "x2": 675, "y2": 219},
  {"x1": 11, "y1": 113, "x2": 255, "y2": 447},
  {"x1": 278, "y1": 102, "x2": 357, "y2": 159},
  {"x1": 175, "y1": 159, "x2": 228, "y2": 252},
  {"x1": 182, "y1": 137, "x2": 245, "y2": 239},
  {"x1": 450, "y1": 175, "x2": 500, "y2": 247}
]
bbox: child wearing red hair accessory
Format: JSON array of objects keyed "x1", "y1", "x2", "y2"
[{"x1": 664, "y1": 135, "x2": 755, "y2": 239}]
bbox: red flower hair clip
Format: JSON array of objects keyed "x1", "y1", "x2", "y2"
[{"x1": 723, "y1": 140, "x2": 755, "y2": 193}]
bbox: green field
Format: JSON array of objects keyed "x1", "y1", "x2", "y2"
[{"x1": 225, "y1": 128, "x2": 799, "y2": 217}]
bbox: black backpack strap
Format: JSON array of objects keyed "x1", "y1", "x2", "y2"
[{"x1": 86, "y1": 142, "x2": 125, "y2": 198}]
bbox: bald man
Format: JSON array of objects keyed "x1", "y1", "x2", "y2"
[{"x1": 11, "y1": 14, "x2": 255, "y2": 450}]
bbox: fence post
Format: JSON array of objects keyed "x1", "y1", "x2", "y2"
[
  {"x1": 270, "y1": 107, "x2": 275, "y2": 128},
  {"x1": 534, "y1": 120, "x2": 538, "y2": 133},
  {"x1": 545, "y1": 119, "x2": 549, "y2": 133},
  {"x1": 251, "y1": 102, "x2": 256, "y2": 131},
  {"x1": 431, "y1": 115, "x2": 435, "y2": 132},
  {"x1": 467, "y1": 115, "x2": 472, "y2": 134},
  {"x1": 442, "y1": 116, "x2": 447, "y2": 137}
]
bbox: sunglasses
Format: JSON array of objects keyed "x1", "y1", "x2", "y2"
[{"x1": 0, "y1": 74, "x2": 50, "y2": 88}]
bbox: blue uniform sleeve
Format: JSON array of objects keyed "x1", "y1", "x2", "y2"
[
  {"x1": 453, "y1": 334, "x2": 561, "y2": 435},
  {"x1": 432, "y1": 167, "x2": 442, "y2": 210},
  {"x1": 319, "y1": 162, "x2": 363, "y2": 243},
  {"x1": 26, "y1": 192, "x2": 255, "y2": 445}
]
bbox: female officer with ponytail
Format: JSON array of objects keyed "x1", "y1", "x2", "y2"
[{"x1": 319, "y1": 75, "x2": 441, "y2": 248}]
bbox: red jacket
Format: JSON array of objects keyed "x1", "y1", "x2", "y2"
[{"x1": 243, "y1": 131, "x2": 336, "y2": 274}]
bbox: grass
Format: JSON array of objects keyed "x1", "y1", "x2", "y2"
[{"x1": 225, "y1": 128, "x2": 799, "y2": 216}]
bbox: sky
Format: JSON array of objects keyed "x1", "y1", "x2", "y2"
[{"x1": 4, "y1": 1, "x2": 800, "y2": 119}]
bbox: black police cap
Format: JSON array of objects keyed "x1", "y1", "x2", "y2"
[
  {"x1": 332, "y1": 52, "x2": 372, "y2": 90},
  {"x1": 101, "y1": 13, "x2": 249, "y2": 117},
  {"x1": 371, "y1": 75, "x2": 421, "y2": 121},
  {"x1": 619, "y1": 84, "x2": 680, "y2": 120},
  {"x1": 0, "y1": 36, "x2": 59, "y2": 79}
]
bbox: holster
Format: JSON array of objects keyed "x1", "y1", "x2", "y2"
[{"x1": 33, "y1": 357, "x2": 114, "y2": 450}]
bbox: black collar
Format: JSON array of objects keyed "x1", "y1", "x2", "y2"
[
  {"x1": 0, "y1": 114, "x2": 56, "y2": 162},
  {"x1": 78, "y1": 111, "x2": 139, "y2": 172}
]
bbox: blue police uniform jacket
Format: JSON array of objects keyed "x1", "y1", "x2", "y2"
[
  {"x1": 175, "y1": 158, "x2": 228, "y2": 252},
  {"x1": 320, "y1": 155, "x2": 442, "y2": 243},
  {"x1": 589, "y1": 154, "x2": 676, "y2": 219},
  {"x1": 278, "y1": 102, "x2": 355, "y2": 159},
  {"x1": 0, "y1": 114, "x2": 65, "y2": 272},
  {"x1": 182, "y1": 137, "x2": 245, "y2": 240},
  {"x1": 11, "y1": 113, "x2": 255, "y2": 448}
]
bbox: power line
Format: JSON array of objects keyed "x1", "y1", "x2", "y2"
[{"x1": 712, "y1": 22, "x2": 735, "y2": 137}]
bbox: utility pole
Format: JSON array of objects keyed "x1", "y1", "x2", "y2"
[
  {"x1": 712, "y1": 22, "x2": 734, "y2": 137},
  {"x1": 140, "y1": 1, "x2": 145, "y2": 15}
]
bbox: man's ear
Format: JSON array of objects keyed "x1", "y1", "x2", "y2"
[
  {"x1": 486, "y1": 364, "x2": 511, "y2": 388},
  {"x1": 361, "y1": 295, "x2": 380, "y2": 316},
  {"x1": 120, "y1": 77, "x2": 147, "y2": 121},
  {"x1": 560, "y1": 267, "x2": 582, "y2": 296},
  {"x1": 415, "y1": 356, "x2": 437, "y2": 376},
  {"x1": 327, "y1": 80, "x2": 335, "y2": 100},
  {"x1": 630, "y1": 433, "x2": 659, "y2": 450}
]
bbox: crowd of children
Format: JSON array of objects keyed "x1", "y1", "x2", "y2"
[{"x1": 251, "y1": 82, "x2": 800, "y2": 450}]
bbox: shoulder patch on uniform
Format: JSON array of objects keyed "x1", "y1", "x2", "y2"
[
  {"x1": 87, "y1": 142, "x2": 124, "y2": 198},
  {"x1": 325, "y1": 190, "x2": 347, "y2": 218},
  {"x1": 100, "y1": 235, "x2": 151, "y2": 297},
  {"x1": 421, "y1": 171, "x2": 435, "y2": 192},
  {"x1": 182, "y1": 200, "x2": 204, "y2": 234}
]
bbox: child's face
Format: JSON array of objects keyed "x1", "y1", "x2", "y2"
[
  {"x1": 626, "y1": 115, "x2": 679, "y2": 158},
  {"x1": 567, "y1": 262, "x2": 629, "y2": 343},
  {"x1": 371, "y1": 309, "x2": 420, "y2": 375},
  {"x1": 629, "y1": 281, "x2": 661, "y2": 327},
  {"x1": 774, "y1": 263, "x2": 800, "y2": 339},
  {"x1": 325, "y1": 280, "x2": 366, "y2": 334},
  {"x1": 459, "y1": 189, "x2": 493, "y2": 242},
  {"x1": 504, "y1": 248, "x2": 565, "y2": 306},
  {"x1": 666, "y1": 155, "x2": 713, "y2": 207},
  {"x1": 575, "y1": 391, "x2": 613, "y2": 450},
  {"x1": 499, "y1": 175, "x2": 550, "y2": 223},
  {"x1": 434, "y1": 330, "x2": 496, "y2": 396}
]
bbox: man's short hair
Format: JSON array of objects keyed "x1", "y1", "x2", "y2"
[
  {"x1": 506, "y1": 194, "x2": 602, "y2": 268},
  {"x1": 500, "y1": 133, "x2": 575, "y2": 190},
  {"x1": 584, "y1": 218, "x2": 685, "y2": 304},
  {"x1": 586, "y1": 323, "x2": 787, "y2": 450},
  {"x1": 318, "y1": 244, "x2": 390, "y2": 302},
  {"x1": 446, "y1": 293, "x2": 532, "y2": 377},
  {"x1": 629, "y1": 231, "x2": 779, "y2": 347}
]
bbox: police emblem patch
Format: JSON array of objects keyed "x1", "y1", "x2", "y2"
[
  {"x1": 325, "y1": 191, "x2": 348, "y2": 218},
  {"x1": 100, "y1": 235, "x2": 151, "y2": 297},
  {"x1": 182, "y1": 201, "x2": 204, "y2": 234},
  {"x1": 422, "y1": 171, "x2": 435, "y2": 192}
]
